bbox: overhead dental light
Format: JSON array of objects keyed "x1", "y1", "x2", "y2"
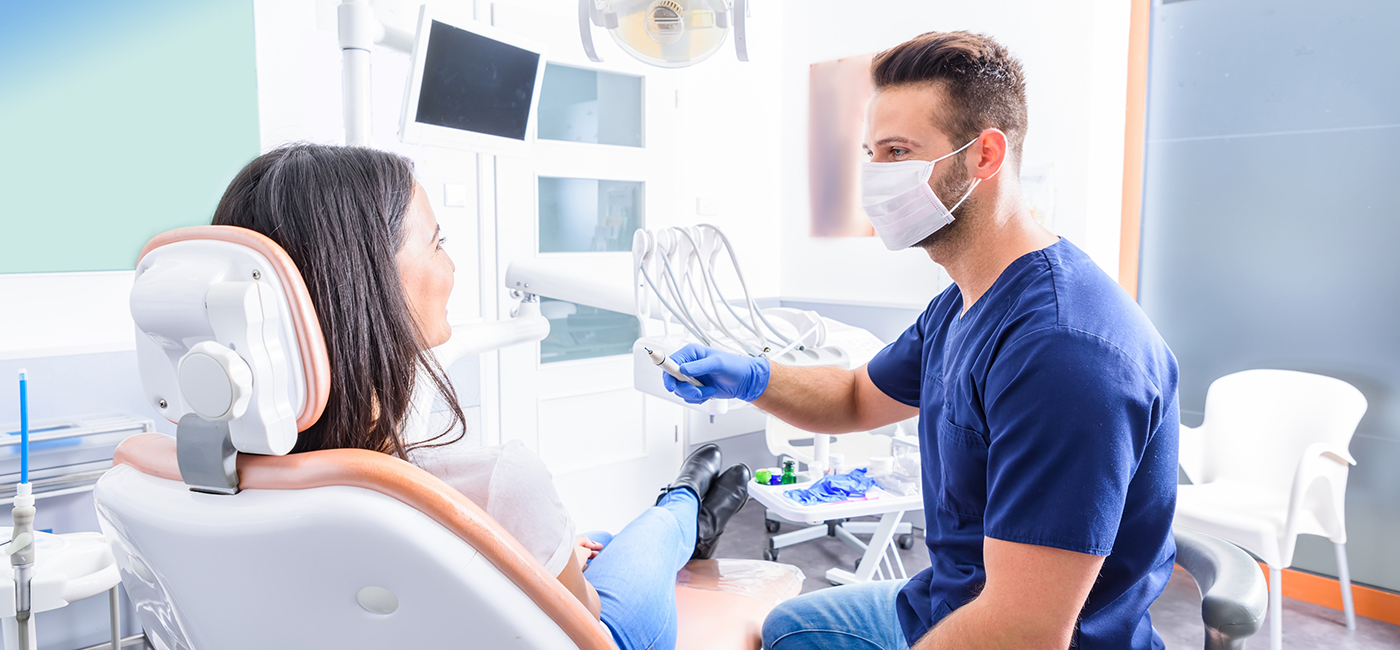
[{"x1": 579, "y1": 0, "x2": 749, "y2": 68}]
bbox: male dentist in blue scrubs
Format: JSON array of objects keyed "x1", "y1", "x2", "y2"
[{"x1": 664, "y1": 31, "x2": 1180, "y2": 650}]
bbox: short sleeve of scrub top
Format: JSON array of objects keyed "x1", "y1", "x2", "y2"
[
  {"x1": 977, "y1": 327, "x2": 1165, "y2": 554},
  {"x1": 865, "y1": 313, "x2": 930, "y2": 408}
]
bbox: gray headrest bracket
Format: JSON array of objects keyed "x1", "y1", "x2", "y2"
[{"x1": 175, "y1": 414, "x2": 241, "y2": 495}]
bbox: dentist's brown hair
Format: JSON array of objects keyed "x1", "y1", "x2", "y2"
[{"x1": 872, "y1": 30, "x2": 1029, "y2": 171}]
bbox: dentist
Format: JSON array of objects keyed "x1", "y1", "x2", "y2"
[{"x1": 664, "y1": 31, "x2": 1180, "y2": 650}]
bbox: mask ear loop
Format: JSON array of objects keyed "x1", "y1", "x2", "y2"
[{"x1": 945, "y1": 130, "x2": 1009, "y2": 215}]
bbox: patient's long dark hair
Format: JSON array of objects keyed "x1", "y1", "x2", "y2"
[{"x1": 212, "y1": 143, "x2": 466, "y2": 457}]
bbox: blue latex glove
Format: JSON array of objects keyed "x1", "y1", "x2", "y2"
[
  {"x1": 784, "y1": 468, "x2": 878, "y2": 505},
  {"x1": 662, "y1": 344, "x2": 771, "y2": 404}
]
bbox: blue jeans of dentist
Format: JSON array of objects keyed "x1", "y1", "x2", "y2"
[
  {"x1": 582, "y1": 488, "x2": 699, "y2": 650},
  {"x1": 761, "y1": 579, "x2": 911, "y2": 650}
]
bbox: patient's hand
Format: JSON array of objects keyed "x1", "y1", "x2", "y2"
[{"x1": 574, "y1": 536, "x2": 604, "y2": 569}]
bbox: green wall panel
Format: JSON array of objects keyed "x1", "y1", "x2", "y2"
[{"x1": 0, "y1": 0, "x2": 260, "y2": 273}]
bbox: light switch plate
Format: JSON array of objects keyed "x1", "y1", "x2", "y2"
[{"x1": 444, "y1": 184, "x2": 469, "y2": 207}]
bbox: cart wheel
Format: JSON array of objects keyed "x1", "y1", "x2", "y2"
[
  {"x1": 763, "y1": 547, "x2": 779, "y2": 562},
  {"x1": 898, "y1": 534, "x2": 916, "y2": 550},
  {"x1": 765, "y1": 519, "x2": 781, "y2": 533}
]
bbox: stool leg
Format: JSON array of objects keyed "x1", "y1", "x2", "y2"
[
  {"x1": 110, "y1": 586, "x2": 121, "y2": 650},
  {"x1": 1335, "y1": 543, "x2": 1356, "y2": 631}
]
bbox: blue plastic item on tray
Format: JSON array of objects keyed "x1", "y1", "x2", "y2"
[{"x1": 783, "y1": 467, "x2": 878, "y2": 505}]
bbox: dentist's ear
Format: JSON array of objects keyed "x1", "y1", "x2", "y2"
[{"x1": 972, "y1": 128, "x2": 1010, "y2": 181}]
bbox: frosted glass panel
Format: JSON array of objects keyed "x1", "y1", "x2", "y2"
[
  {"x1": 1137, "y1": 0, "x2": 1400, "y2": 592},
  {"x1": 539, "y1": 298, "x2": 641, "y2": 364},
  {"x1": 538, "y1": 177, "x2": 644, "y2": 253},
  {"x1": 537, "y1": 64, "x2": 643, "y2": 147}
]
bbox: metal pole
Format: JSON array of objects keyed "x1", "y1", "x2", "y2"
[
  {"x1": 338, "y1": 0, "x2": 375, "y2": 147},
  {"x1": 109, "y1": 586, "x2": 121, "y2": 650}
]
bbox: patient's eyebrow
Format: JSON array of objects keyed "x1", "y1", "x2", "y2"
[{"x1": 431, "y1": 224, "x2": 440, "y2": 243}]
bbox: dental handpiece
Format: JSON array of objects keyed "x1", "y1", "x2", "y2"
[{"x1": 645, "y1": 347, "x2": 705, "y2": 387}]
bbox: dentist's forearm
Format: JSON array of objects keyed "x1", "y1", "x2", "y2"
[{"x1": 752, "y1": 363, "x2": 869, "y2": 433}]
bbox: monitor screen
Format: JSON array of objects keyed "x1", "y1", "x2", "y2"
[{"x1": 414, "y1": 20, "x2": 541, "y2": 141}]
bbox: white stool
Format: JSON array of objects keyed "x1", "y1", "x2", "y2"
[{"x1": 0, "y1": 530, "x2": 122, "y2": 650}]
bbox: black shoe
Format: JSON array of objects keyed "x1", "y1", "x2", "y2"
[
  {"x1": 657, "y1": 444, "x2": 723, "y2": 505},
  {"x1": 692, "y1": 463, "x2": 752, "y2": 560}
]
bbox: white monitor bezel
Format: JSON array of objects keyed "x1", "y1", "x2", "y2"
[{"x1": 398, "y1": 5, "x2": 549, "y2": 158}]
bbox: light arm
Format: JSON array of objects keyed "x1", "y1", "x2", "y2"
[
  {"x1": 431, "y1": 300, "x2": 551, "y2": 369},
  {"x1": 913, "y1": 538, "x2": 1105, "y2": 650}
]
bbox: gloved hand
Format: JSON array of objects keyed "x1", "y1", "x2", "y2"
[{"x1": 663, "y1": 344, "x2": 771, "y2": 404}]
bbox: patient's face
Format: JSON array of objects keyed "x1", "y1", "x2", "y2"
[{"x1": 397, "y1": 183, "x2": 455, "y2": 349}]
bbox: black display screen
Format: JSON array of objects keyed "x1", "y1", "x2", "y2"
[{"x1": 415, "y1": 20, "x2": 540, "y2": 141}]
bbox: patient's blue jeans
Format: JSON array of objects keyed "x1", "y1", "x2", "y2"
[
  {"x1": 581, "y1": 488, "x2": 698, "y2": 650},
  {"x1": 761, "y1": 579, "x2": 910, "y2": 650}
]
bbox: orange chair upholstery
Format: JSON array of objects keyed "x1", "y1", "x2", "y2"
[{"x1": 113, "y1": 433, "x2": 800, "y2": 649}]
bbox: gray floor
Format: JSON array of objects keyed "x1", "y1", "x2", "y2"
[{"x1": 712, "y1": 498, "x2": 1400, "y2": 648}]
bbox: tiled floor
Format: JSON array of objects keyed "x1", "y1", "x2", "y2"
[
  {"x1": 712, "y1": 499, "x2": 1400, "y2": 648},
  {"x1": 1151, "y1": 567, "x2": 1400, "y2": 649}
]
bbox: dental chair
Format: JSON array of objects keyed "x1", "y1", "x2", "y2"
[{"x1": 94, "y1": 226, "x2": 803, "y2": 649}]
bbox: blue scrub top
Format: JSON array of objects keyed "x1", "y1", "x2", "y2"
[{"x1": 867, "y1": 239, "x2": 1179, "y2": 649}]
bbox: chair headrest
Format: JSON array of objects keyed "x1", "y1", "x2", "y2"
[{"x1": 131, "y1": 226, "x2": 330, "y2": 455}]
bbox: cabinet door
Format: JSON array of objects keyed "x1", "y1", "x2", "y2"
[{"x1": 492, "y1": 2, "x2": 684, "y2": 532}]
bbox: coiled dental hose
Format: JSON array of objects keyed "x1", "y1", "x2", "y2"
[{"x1": 636, "y1": 225, "x2": 815, "y2": 358}]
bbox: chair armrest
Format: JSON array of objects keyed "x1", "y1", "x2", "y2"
[
  {"x1": 1178, "y1": 423, "x2": 1205, "y2": 484},
  {"x1": 1173, "y1": 527, "x2": 1268, "y2": 650},
  {"x1": 1285, "y1": 442, "x2": 1354, "y2": 542},
  {"x1": 1297, "y1": 441, "x2": 1355, "y2": 467}
]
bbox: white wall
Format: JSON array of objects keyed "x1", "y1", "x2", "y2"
[
  {"x1": 659, "y1": 3, "x2": 786, "y2": 300},
  {"x1": 252, "y1": 0, "x2": 485, "y2": 327},
  {"x1": 0, "y1": 272, "x2": 135, "y2": 360},
  {"x1": 777, "y1": 0, "x2": 1131, "y2": 307}
]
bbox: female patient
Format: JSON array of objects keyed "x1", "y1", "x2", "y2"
[{"x1": 211, "y1": 143, "x2": 750, "y2": 650}]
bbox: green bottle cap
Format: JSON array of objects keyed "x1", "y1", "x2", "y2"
[{"x1": 755, "y1": 469, "x2": 772, "y2": 484}]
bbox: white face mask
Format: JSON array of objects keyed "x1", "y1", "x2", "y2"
[{"x1": 860, "y1": 137, "x2": 982, "y2": 251}]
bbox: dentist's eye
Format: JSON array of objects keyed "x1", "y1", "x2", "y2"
[{"x1": 890, "y1": 148, "x2": 907, "y2": 158}]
